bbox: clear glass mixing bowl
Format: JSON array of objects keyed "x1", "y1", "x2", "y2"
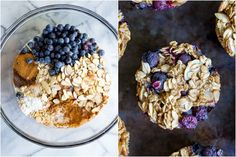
[{"x1": 1, "y1": 4, "x2": 118, "y2": 147}]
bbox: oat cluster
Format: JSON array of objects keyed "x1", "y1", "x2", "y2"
[
  {"x1": 118, "y1": 11, "x2": 131, "y2": 59},
  {"x1": 215, "y1": 0, "x2": 236, "y2": 57},
  {"x1": 118, "y1": 117, "x2": 130, "y2": 156},
  {"x1": 17, "y1": 53, "x2": 111, "y2": 127},
  {"x1": 135, "y1": 41, "x2": 221, "y2": 130},
  {"x1": 170, "y1": 146, "x2": 194, "y2": 156}
]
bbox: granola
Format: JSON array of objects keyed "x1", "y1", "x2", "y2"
[
  {"x1": 118, "y1": 117, "x2": 130, "y2": 156},
  {"x1": 215, "y1": 0, "x2": 236, "y2": 57},
  {"x1": 132, "y1": 0, "x2": 187, "y2": 10},
  {"x1": 119, "y1": 11, "x2": 131, "y2": 59},
  {"x1": 170, "y1": 144, "x2": 223, "y2": 156},
  {"x1": 135, "y1": 41, "x2": 221, "y2": 130}
]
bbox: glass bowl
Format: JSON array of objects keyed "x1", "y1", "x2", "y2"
[{"x1": 1, "y1": 4, "x2": 118, "y2": 147}]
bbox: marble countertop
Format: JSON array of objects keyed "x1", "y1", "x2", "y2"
[{"x1": 1, "y1": 1, "x2": 118, "y2": 156}]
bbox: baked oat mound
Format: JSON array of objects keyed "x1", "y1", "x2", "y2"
[
  {"x1": 170, "y1": 144, "x2": 223, "y2": 156},
  {"x1": 215, "y1": 0, "x2": 236, "y2": 57},
  {"x1": 132, "y1": 0, "x2": 187, "y2": 11},
  {"x1": 118, "y1": 117, "x2": 130, "y2": 156},
  {"x1": 135, "y1": 41, "x2": 221, "y2": 130},
  {"x1": 118, "y1": 11, "x2": 131, "y2": 59}
]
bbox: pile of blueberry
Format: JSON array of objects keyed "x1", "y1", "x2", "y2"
[
  {"x1": 191, "y1": 144, "x2": 223, "y2": 156},
  {"x1": 133, "y1": 0, "x2": 174, "y2": 11},
  {"x1": 21, "y1": 24, "x2": 105, "y2": 76},
  {"x1": 180, "y1": 106, "x2": 213, "y2": 129}
]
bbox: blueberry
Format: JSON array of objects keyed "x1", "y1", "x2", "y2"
[
  {"x1": 54, "y1": 67, "x2": 60, "y2": 73},
  {"x1": 43, "y1": 29, "x2": 49, "y2": 35},
  {"x1": 98, "y1": 49, "x2": 105, "y2": 56},
  {"x1": 25, "y1": 58, "x2": 33, "y2": 64},
  {"x1": 59, "y1": 49, "x2": 65, "y2": 55},
  {"x1": 21, "y1": 47, "x2": 29, "y2": 54},
  {"x1": 28, "y1": 42, "x2": 34, "y2": 49},
  {"x1": 56, "y1": 31, "x2": 61, "y2": 37},
  {"x1": 39, "y1": 52, "x2": 44, "y2": 57},
  {"x1": 68, "y1": 51, "x2": 73, "y2": 56},
  {"x1": 48, "y1": 69, "x2": 56, "y2": 76},
  {"x1": 151, "y1": 72, "x2": 167, "y2": 93},
  {"x1": 70, "y1": 26, "x2": 76, "y2": 32},
  {"x1": 39, "y1": 58, "x2": 45, "y2": 63},
  {"x1": 92, "y1": 42, "x2": 97, "y2": 47},
  {"x1": 72, "y1": 32, "x2": 77, "y2": 37},
  {"x1": 55, "y1": 61, "x2": 64, "y2": 69},
  {"x1": 89, "y1": 38, "x2": 95, "y2": 43},
  {"x1": 80, "y1": 50, "x2": 86, "y2": 56},
  {"x1": 55, "y1": 45, "x2": 61, "y2": 52},
  {"x1": 50, "y1": 52, "x2": 55, "y2": 58},
  {"x1": 77, "y1": 44, "x2": 81, "y2": 49},
  {"x1": 33, "y1": 36, "x2": 40, "y2": 42},
  {"x1": 72, "y1": 47, "x2": 78, "y2": 53},
  {"x1": 63, "y1": 46, "x2": 70, "y2": 52},
  {"x1": 192, "y1": 106, "x2": 208, "y2": 121},
  {"x1": 64, "y1": 37, "x2": 70, "y2": 44},
  {"x1": 57, "y1": 24, "x2": 64, "y2": 31},
  {"x1": 64, "y1": 24, "x2": 70, "y2": 30},
  {"x1": 38, "y1": 41, "x2": 44, "y2": 47},
  {"x1": 192, "y1": 144, "x2": 203, "y2": 155},
  {"x1": 201, "y1": 146, "x2": 222, "y2": 156},
  {"x1": 72, "y1": 54, "x2": 78, "y2": 60},
  {"x1": 153, "y1": 0, "x2": 174, "y2": 10},
  {"x1": 53, "y1": 27, "x2": 58, "y2": 32},
  {"x1": 47, "y1": 39, "x2": 53, "y2": 45},
  {"x1": 142, "y1": 51, "x2": 159, "y2": 68},
  {"x1": 55, "y1": 53, "x2": 61, "y2": 59},
  {"x1": 76, "y1": 39, "x2": 81, "y2": 45},
  {"x1": 53, "y1": 38, "x2": 58, "y2": 44},
  {"x1": 44, "y1": 50, "x2": 50, "y2": 56},
  {"x1": 44, "y1": 56, "x2": 51, "y2": 63},
  {"x1": 49, "y1": 32, "x2": 56, "y2": 39},
  {"x1": 69, "y1": 34, "x2": 75, "y2": 41},
  {"x1": 178, "y1": 53, "x2": 192, "y2": 64},
  {"x1": 83, "y1": 44, "x2": 88, "y2": 51},
  {"x1": 46, "y1": 24, "x2": 53, "y2": 32},
  {"x1": 66, "y1": 44, "x2": 72, "y2": 49},
  {"x1": 61, "y1": 55, "x2": 66, "y2": 61},
  {"x1": 62, "y1": 32, "x2": 67, "y2": 38},
  {"x1": 34, "y1": 45, "x2": 40, "y2": 51},
  {"x1": 70, "y1": 41, "x2": 77, "y2": 47},
  {"x1": 32, "y1": 49, "x2": 37, "y2": 55},
  {"x1": 81, "y1": 38, "x2": 86, "y2": 44},
  {"x1": 180, "y1": 115, "x2": 198, "y2": 129},
  {"x1": 16, "y1": 92, "x2": 24, "y2": 99},
  {"x1": 66, "y1": 57, "x2": 72, "y2": 64},
  {"x1": 82, "y1": 33, "x2": 88, "y2": 39},
  {"x1": 47, "y1": 45, "x2": 54, "y2": 51},
  {"x1": 58, "y1": 38, "x2": 64, "y2": 44},
  {"x1": 137, "y1": 2, "x2": 147, "y2": 9}
]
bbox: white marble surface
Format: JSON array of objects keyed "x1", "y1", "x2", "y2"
[{"x1": 1, "y1": 0, "x2": 118, "y2": 156}]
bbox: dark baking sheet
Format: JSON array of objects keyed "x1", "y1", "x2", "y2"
[{"x1": 119, "y1": 1, "x2": 235, "y2": 156}]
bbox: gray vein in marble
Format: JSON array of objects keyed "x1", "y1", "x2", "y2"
[
  {"x1": 1, "y1": 25, "x2": 7, "y2": 37},
  {"x1": 26, "y1": 147, "x2": 45, "y2": 156},
  {"x1": 27, "y1": 0, "x2": 38, "y2": 9}
]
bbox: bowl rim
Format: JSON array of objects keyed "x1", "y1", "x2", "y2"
[{"x1": 0, "y1": 4, "x2": 118, "y2": 148}]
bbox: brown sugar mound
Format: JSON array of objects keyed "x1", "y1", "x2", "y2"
[{"x1": 13, "y1": 53, "x2": 38, "y2": 87}]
